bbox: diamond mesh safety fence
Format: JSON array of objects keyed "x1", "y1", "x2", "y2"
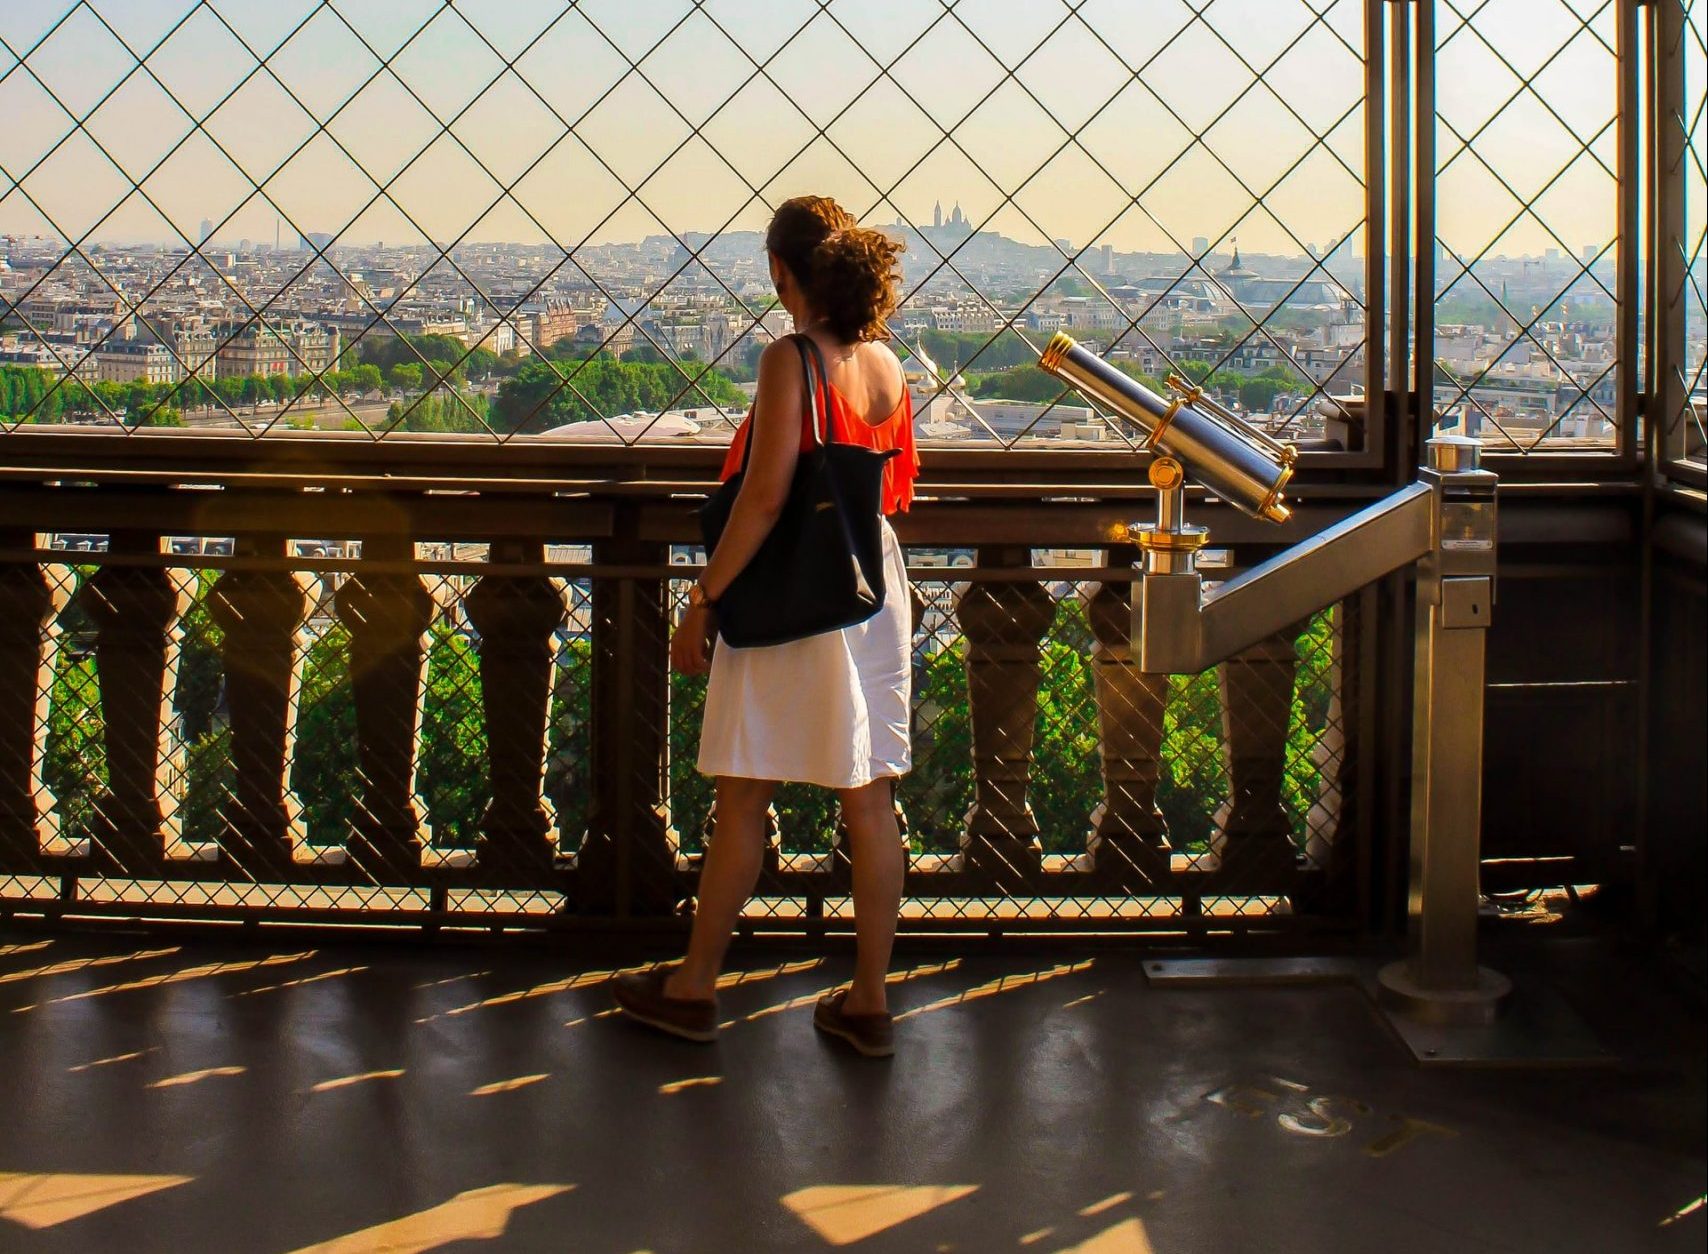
[
  {"x1": 0, "y1": 534, "x2": 1365, "y2": 931},
  {"x1": 1665, "y1": 0, "x2": 1708, "y2": 476},
  {"x1": 1430, "y1": 0, "x2": 1628, "y2": 453},
  {"x1": 2, "y1": 0, "x2": 1373, "y2": 452}
]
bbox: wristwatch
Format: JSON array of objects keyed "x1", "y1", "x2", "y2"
[{"x1": 688, "y1": 582, "x2": 718, "y2": 610}]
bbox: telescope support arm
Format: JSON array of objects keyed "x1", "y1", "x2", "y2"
[{"x1": 1136, "y1": 481, "x2": 1435, "y2": 674}]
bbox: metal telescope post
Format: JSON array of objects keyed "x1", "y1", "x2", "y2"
[
  {"x1": 1038, "y1": 334, "x2": 1602, "y2": 1064},
  {"x1": 1377, "y1": 435, "x2": 1513, "y2": 1026}
]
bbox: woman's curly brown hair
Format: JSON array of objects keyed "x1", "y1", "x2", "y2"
[{"x1": 766, "y1": 195, "x2": 905, "y2": 342}]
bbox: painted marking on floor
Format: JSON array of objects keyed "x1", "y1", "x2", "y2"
[
  {"x1": 1020, "y1": 1227, "x2": 1056, "y2": 1245},
  {"x1": 658, "y1": 1075, "x2": 722, "y2": 1094},
  {"x1": 1364, "y1": 1115, "x2": 1455, "y2": 1157},
  {"x1": 308, "y1": 1069, "x2": 404, "y2": 1093},
  {"x1": 0, "y1": 1171, "x2": 192, "y2": 1230},
  {"x1": 149, "y1": 1066, "x2": 246, "y2": 1089},
  {"x1": 470, "y1": 1074, "x2": 549, "y2": 1096},
  {"x1": 1207, "y1": 1077, "x2": 1454, "y2": 1158},
  {"x1": 781, "y1": 1184, "x2": 979, "y2": 1247},
  {"x1": 286, "y1": 1182, "x2": 572, "y2": 1253}
]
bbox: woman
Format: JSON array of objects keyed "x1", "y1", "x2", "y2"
[{"x1": 612, "y1": 196, "x2": 919, "y2": 1058}]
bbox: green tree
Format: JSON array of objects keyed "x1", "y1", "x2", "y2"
[
  {"x1": 388, "y1": 362, "x2": 423, "y2": 392},
  {"x1": 419, "y1": 621, "x2": 487, "y2": 848},
  {"x1": 493, "y1": 358, "x2": 744, "y2": 435}
]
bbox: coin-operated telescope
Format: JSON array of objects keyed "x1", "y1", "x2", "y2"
[{"x1": 1041, "y1": 333, "x2": 1515, "y2": 1059}]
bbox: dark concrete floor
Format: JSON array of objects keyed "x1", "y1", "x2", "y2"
[{"x1": 0, "y1": 924, "x2": 1702, "y2": 1253}]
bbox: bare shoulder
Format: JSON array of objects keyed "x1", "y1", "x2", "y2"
[
  {"x1": 752, "y1": 337, "x2": 805, "y2": 428},
  {"x1": 758, "y1": 336, "x2": 801, "y2": 370},
  {"x1": 861, "y1": 340, "x2": 906, "y2": 409}
]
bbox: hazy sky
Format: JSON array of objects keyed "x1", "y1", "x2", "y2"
[{"x1": 0, "y1": 0, "x2": 1632, "y2": 261}]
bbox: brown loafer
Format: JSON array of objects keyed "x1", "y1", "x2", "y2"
[
  {"x1": 813, "y1": 989, "x2": 895, "y2": 1058},
  {"x1": 611, "y1": 968, "x2": 719, "y2": 1043}
]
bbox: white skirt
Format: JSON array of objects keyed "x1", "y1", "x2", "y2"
[{"x1": 697, "y1": 517, "x2": 911, "y2": 789}]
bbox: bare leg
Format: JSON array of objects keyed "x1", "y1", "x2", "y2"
[
  {"x1": 665, "y1": 775, "x2": 774, "y2": 1002},
  {"x1": 838, "y1": 777, "x2": 905, "y2": 1015}
]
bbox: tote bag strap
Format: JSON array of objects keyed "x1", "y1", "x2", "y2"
[
  {"x1": 735, "y1": 332, "x2": 821, "y2": 477},
  {"x1": 797, "y1": 335, "x2": 835, "y2": 448}
]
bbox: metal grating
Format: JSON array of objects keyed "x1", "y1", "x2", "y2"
[{"x1": 1, "y1": 1, "x2": 1370, "y2": 448}]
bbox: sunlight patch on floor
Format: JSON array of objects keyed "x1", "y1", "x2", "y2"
[
  {"x1": 148, "y1": 1066, "x2": 246, "y2": 1089},
  {"x1": 781, "y1": 1184, "x2": 978, "y2": 1246},
  {"x1": 308, "y1": 1069, "x2": 404, "y2": 1093},
  {"x1": 896, "y1": 961, "x2": 1095, "y2": 1020},
  {"x1": 658, "y1": 1075, "x2": 722, "y2": 1094},
  {"x1": 1078, "y1": 1192, "x2": 1133, "y2": 1217},
  {"x1": 0, "y1": 1171, "x2": 192, "y2": 1229},
  {"x1": 735, "y1": 960, "x2": 964, "y2": 1025},
  {"x1": 1660, "y1": 1194, "x2": 1705, "y2": 1227},
  {"x1": 417, "y1": 963, "x2": 656, "y2": 1024},
  {"x1": 1052, "y1": 1217, "x2": 1155, "y2": 1252},
  {"x1": 0, "y1": 947, "x2": 180, "y2": 986},
  {"x1": 0, "y1": 940, "x2": 53, "y2": 959},
  {"x1": 410, "y1": 970, "x2": 492, "y2": 990},
  {"x1": 286, "y1": 1182, "x2": 572, "y2": 1253},
  {"x1": 67, "y1": 1046, "x2": 157, "y2": 1073},
  {"x1": 231, "y1": 966, "x2": 367, "y2": 998},
  {"x1": 10, "y1": 952, "x2": 315, "y2": 1013},
  {"x1": 469, "y1": 1074, "x2": 548, "y2": 1096},
  {"x1": 714, "y1": 958, "x2": 826, "y2": 989},
  {"x1": 563, "y1": 1008, "x2": 621, "y2": 1028}
]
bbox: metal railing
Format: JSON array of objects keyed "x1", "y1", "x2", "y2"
[{"x1": 0, "y1": 464, "x2": 1372, "y2": 933}]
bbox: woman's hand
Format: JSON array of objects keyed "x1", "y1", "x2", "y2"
[{"x1": 670, "y1": 603, "x2": 717, "y2": 675}]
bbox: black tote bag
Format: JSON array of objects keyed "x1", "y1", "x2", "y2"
[{"x1": 697, "y1": 334, "x2": 899, "y2": 648}]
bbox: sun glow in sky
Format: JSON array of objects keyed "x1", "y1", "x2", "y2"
[{"x1": 0, "y1": 0, "x2": 1621, "y2": 259}]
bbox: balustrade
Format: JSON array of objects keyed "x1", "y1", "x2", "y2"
[
  {"x1": 0, "y1": 532, "x2": 64, "y2": 864},
  {"x1": 79, "y1": 534, "x2": 191, "y2": 873},
  {"x1": 1085, "y1": 561, "x2": 1174, "y2": 888},
  {"x1": 0, "y1": 491, "x2": 1361, "y2": 931},
  {"x1": 205, "y1": 536, "x2": 310, "y2": 876},
  {"x1": 464, "y1": 541, "x2": 565, "y2": 876}
]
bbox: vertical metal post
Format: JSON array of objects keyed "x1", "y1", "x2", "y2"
[
  {"x1": 1413, "y1": 0, "x2": 1436, "y2": 470},
  {"x1": 1388, "y1": 0, "x2": 1415, "y2": 483},
  {"x1": 1616, "y1": 0, "x2": 1642, "y2": 465},
  {"x1": 1363, "y1": 0, "x2": 1388, "y2": 466},
  {"x1": 1378, "y1": 435, "x2": 1511, "y2": 1023},
  {"x1": 1653, "y1": 0, "x2": 1690, "y2": 468}
]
